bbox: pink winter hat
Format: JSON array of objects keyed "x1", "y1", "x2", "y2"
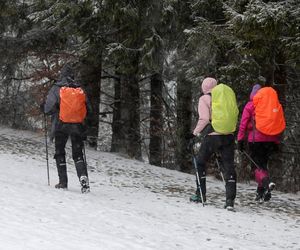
[{"x1": 201, "y1": 77, "x2": 217, "y2": 94}]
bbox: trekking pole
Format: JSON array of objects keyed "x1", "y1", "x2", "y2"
[
  {"x1": 215, "y1": 153, "x2": 225, "y2": 186},
  {"x1": 189, "y1": 139, "x2": 205, "y2": 207},
  {"x1": 241, "y1": 150, "x2": 260, "y2": 169},
  {"x1": 43, "y1": 113, "x2": 50, "y2": 186}
]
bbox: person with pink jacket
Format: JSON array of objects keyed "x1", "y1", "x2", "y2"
[
  {"x1": 187, "y1": 77, "x2": 236, "y2": 210},
  {"x1": 237, "y1": 84, "x2": 278, "y2": 201}
]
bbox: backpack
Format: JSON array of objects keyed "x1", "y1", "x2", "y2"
[
  {"x1": 211, "y1": 84, "x2": 239, "y2": 134},
  {"x1": 59, "y1": 86, "x2": 87, "y2": 123},
  {"x1": 253, "y1": 87, "x2": 285, "y2": 135}
]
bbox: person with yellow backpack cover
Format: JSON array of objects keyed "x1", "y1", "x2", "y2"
[
  {"x1": 42, "y1": 63, "x2": 92, "y2": 193},
  {"x1": 186, "y1": 77, "x2": 239, "y2": 211}
]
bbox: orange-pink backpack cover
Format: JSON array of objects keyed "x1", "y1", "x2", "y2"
[
  {"x1": 253, "y1": 87, "x2": 285, "y2": 135},
  {"x1": 59, "y1": 87, "x2": 87, "y2": 123}
]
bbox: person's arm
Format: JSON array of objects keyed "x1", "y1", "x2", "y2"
[
  {"x1": 44, "y1": 85, "x2": 59, "y2": 115},
  {"x1": 237, "y1": 103, "x2": 252, "y2": 141},
  {"x1": 193, "y1": 95, "x2": 211, "y2": 135},
  {"x1": 85, "y1": 96, "x2": 93, "y2": 118}
]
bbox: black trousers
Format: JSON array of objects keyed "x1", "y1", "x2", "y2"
[
  {"x1": 196, "y1": 134, "x2": 236, "y2": 202},
  {"x1": 54, "y1": 130, "x2": 87, "y2": 183},
  {"x1": 248, "y1": 142, "x2": 276, "y2": 171},
  {"x1": 248, "y1": 142, "x2": 276, "y2": 190},
  {"x1": 55, "y1": 131, "x2": 84, "y2": 160}
]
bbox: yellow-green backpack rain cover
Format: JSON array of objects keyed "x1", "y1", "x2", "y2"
[{"x1": 211, "y1": 84, "x2": 239, "y2": 134}]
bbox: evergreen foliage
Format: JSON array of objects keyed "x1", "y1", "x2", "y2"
[{"x1": 0, "y1": 0, "x2": 299, "y2": 191}]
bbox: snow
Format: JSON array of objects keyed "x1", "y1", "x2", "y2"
[{"x1": 0, "y1": 126, "x2": 299, "y2": 250}]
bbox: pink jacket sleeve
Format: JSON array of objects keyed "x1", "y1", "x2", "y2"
[
  {"x1": 237, "y1": 102, "x2": 252, "y2": 141},
  {"x1": 193, "y1": 95, "x2": 211, "y2": 135}
]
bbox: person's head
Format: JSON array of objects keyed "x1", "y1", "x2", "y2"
[
  {"x1": 201, "y1": 77, "x2": 217, "y2": 94},
  {"x1": 250, "y1": 84, "x2": 261, "y2": 100},
  {"x1": 59, "y1": 63, "x2": 75, "y2": 82}
]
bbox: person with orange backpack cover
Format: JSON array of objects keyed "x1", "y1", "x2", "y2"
[
  {"x1": 237, "y1": 84, "x2": 285, "y2": 202},
  {"x1": 42, "y1": 63, "x2": 92, "y2": 193}
]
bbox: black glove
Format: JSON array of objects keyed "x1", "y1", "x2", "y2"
[
  {"x1": 185, "y1": 132, "x2": 195, "y2": 140},
  {"x1": 39, "y1": 103, "x2": 45, "y2": 113},
  {"x1": 237, "y1": 140, "x2": 244, "y2": 152}
]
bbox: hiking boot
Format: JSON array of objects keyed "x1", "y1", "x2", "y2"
[
  {"x1": 263, "y1": 182, "x2": 275, "y2": 201},
  {"x1": 80, "y1": 175, "x2": 90, "y2": 193},
  {"x1": 190, "y1": 193, "x2": 206, "y2": 203},
  {"x1": 255, "y1": 192, "x2": 263, "y2": 201},
  {"x1": 224, "y1": 199, "x2": 235, "y2": 211},
  {"x1": 55, "y1": 156, "x2": 68, "y2": 189},
  {"x1": 263, "y1": 190, "x2": 272, "y2": 201},
  {"x1": 255, "y1": 187, "x2": 264, "y2": 202},
  {"x1": 269, "y1": 182, "x2": 276, "y2": 191},
  {"x1": 190, "y1": 188, "x2": 206, "y2": 203},
  {"x1": 55, "y1": 182, "x2": 68, "y2": 189},
  {"x1": 255, "y1": 190, "x2": 264, "y2": 201}
]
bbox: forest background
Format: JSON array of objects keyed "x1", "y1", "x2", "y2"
[{"x1": 0, "y1": 0, "x2": 299, "y2": 192}]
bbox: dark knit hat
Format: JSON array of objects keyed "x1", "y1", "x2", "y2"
[
  {"x1": 250, "y1": 84, "x2": 261, "y2": 99},
  {"x1": 60, "y1": 63, "x2": 74, "y2": 81}
]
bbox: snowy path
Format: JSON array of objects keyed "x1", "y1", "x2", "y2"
[{"x1": 0, "y1": 127, "x2": 299, "y2": 250}]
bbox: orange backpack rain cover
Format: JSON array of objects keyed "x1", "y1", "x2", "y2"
[
  {"x1": 253, "y1": 87, "x2": 286, "y2": 135},
  {"x1": 59, "y1": 87, "x2": 87, "y2": 123}
]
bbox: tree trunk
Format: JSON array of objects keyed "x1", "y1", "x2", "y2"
[
  {"x1": 111, "y1": 73, "x2": 122, "y2": 152},
  {"x1": 269, "y1": 54, "x2": 299, "y2": 192},
  {"x1": 79, "y1": 59, "x2": 101, "y2": 149},
  {"x1": 176, "y1": 71, "x2": 193, "y2": 172},
  {"x1": 149, "y1": 72, "x2": 163, "y2": 166},
  {"x1": 148, "y1": 0, "x2": 164, "y2": 166},
  {"x1": 111, "y1": 71, "x2": 142, "y2": 160}
]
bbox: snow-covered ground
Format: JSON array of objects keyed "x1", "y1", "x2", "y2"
[{"x1": 0, "y1": 126, "x2": 299, "y2": 250}]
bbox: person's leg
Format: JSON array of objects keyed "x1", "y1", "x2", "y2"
[
  {"x1": 249, "y1": 142, "x2": 270, "y2": 200},
  {"x1": 193, "y1": 136, "x2": 220, "y2": 201},
  {"x1": 261, "y1": 142, "x2": 276, "y2": 201},
  {"x1": 71, "y1": 134, "x2": 89, "y2": 192},
  {"x1": 71, "y1": 134, "x2": 87, "y2": 179},
  {"x1": 54, "y1": 132, "x2": 69, "y2": 188},
  {"x1": 219, "y1": 135, "x2": 236, "y2": 208}
]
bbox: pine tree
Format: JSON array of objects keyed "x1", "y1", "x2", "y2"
[{"x1": 224, "y1": 0, "x2": 300, "y2": 191}]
